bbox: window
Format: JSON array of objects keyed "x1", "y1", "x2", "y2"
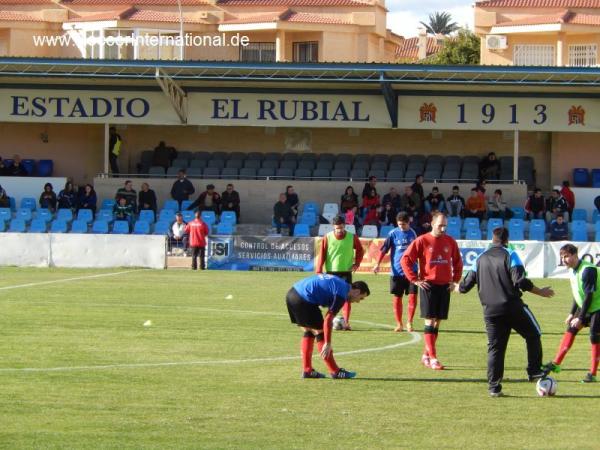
[
  {"x1": 240, "y1": 42, "x2": 275, "y2": 62},
  {"x1": 513, "y1": 44, "x2": 555, "y2": 66},
  {"x1": 138, "y1": 31, "x2": 179, "y2": 60},
  {"x1": 104, "y1": 29, "x2": 134, "y2": 60},
  {"x1": 85, "y1": 30, "x2": 101, "y2": 59},
  {"x1": 569, "y1": 44, "x2": 597, "y2": 67},
  {"x1": 293, "y1": 41, "x2": 318, "y2": 63}
]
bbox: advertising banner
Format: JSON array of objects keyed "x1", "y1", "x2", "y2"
[
  {"x1": 207, "y1": 236, "x2": 314, "y2": 271},
  {"x1": 545, "y1": 242, "x2": 600, "y2": 278}
]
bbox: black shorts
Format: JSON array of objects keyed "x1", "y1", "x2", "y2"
[
  {"x1": 327, "y1": 271, "x2": 352, "y2": 284},
  {"x1": 420, "y1": 283, "x2": 451, "y2": 320},
  {"x1": 390, "y1": 276, "x2": 418, "y2": 296},
  {"x1": 286, "y1": 288, "x2": 324, "y2": 330},
  {"x1": 573, "y1": 308, "x2": 600, "y2": 335}
]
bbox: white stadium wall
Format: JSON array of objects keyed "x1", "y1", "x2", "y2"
[{"x1": 0, "y1": 234, "x2": 166, "y2": 269}]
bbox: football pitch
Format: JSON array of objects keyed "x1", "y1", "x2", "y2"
[{"x1": 0, "y1": 268, "x2": 598, "y2": 449}]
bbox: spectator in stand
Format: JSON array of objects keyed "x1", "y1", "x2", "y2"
[
  {"x1": 345, "y1": 206, "x2": 361, "y2": 230},
  {"x1": 115, "y1": 180, "x2": 137, "y2": 212},
  {"x1": 595, "y1": 195, "x2": 600, "y2": 214},
  {"x1": 362, "y1": 188, "x2": 380, "y2": 226},
  {"x1": 447, "y1": 185, "x2": 465, "y2": 218},
  {"x1": 138, "y1": 182, "x2": 157, "y2": 214},
  {"x1": 152, "y1": 141, "x2": 177, "y2": 170},
  {"x1": 221, "y1": 183, "x2": 240, "y2": 221},
  {"x1": 361, "y1": 176, "x2": 378, "y2": 198},
  {"x1": 274, "y1": 193, "x2": 295, "y2": 236},
  {"x1": 424, "y1": 186, "x2": 445, "y2": 213},
  {"x1": 188, "y1": 184, "x2": 221, "y2": 214},
  {"x1": 113, "y1": 196, "x2": 134, "y2": 230},
  {"x1": 170, "y1": 169, "x2": 195, "y2": 210},
  {"x1": 546, "y1": 189, "x2": 569, "y2": 223},
  {"x1": 400, "y1": 186, "x2": 420, "y2": 220},
  {"x1": 525, "y1": 188, "x2": 546, "y2": 220},
  {"x1": 382, "y1": 187, "x2": 402, "y2": 212},
  {"x1": 10, "y1": 154, "x2": 27, "y2": 177},
  {"x1": 78, "y1": 184, "x2": 97, "y2": 213},
  {"x1": 169, "y1": 212, "x2": 188, "y2": 253},
  {"x1": 39, "y1": 183, "x2": 57, "y2": 212},
  {"x1": 549, "y1": 215, "x2": 569, "y2": 241},
  {"x1": 0, "y1": 157, "x2": 9, "y2": 176},
  {"x1": 57, "y1": 181, "x2": 77, "y2": 210},
  {"x1": 479, "y1": 152, "x2": 500, "y2": 181},
  {"x1": 285, "y1": 185, "x2": 300, "y2": 218},
  {"x1": 465, "y1": 188, "x2": 486, "y2": 220},
  {"x1": 379, "y1": 202, "x2": 397, "y2": 228},
  {"x1": 488, "y1": 189, "x2": 510, "y2": 220},
  {"x1": 561, "y1": 180, "x2": 575, "y2": 221},
  {"x1": 340, "y1": 186, "x2": 359, "y2": 213},
  {"x1": 475, "y1": 179, "x2": 488, "y2": 201},
  {"x1": 411, "y1": 174, "x2": 425, "y2": 203},
  {"x1": 0, "y1": 184, "x2": 9, "y2": 208},
  {"x1": 416, "y1": 210, "x2": 433, "y2": 235},
  {"x1": 108, "y1": 126, "x2": 122, "y2": 175},
  {"x1": 184, "y1": 210, "x2": 209, "y2": 270}
]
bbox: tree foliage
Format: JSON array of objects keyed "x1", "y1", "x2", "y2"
[
  {"x1": 428, "y1": 29, "x2": 481, "y2": 65},
  {"x1": 420, "y1": 12, "x2": 459, "y2": 35}
]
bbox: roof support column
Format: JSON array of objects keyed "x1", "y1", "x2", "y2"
[
  {"x1": 513, "y1": 129, "x2": 519, "y2": 184},
  {"x1": 557, "y1": 32, "x2": 564, "y2": 67},
  {"x1": 276, "y1": 30, "x2": 287, "y2": 62},
  {"x1": 104, "y1": 123, "x2": 109, "y2": 175},
  {"x1": 380, "y1": 72, "x2": 397, "y2": 128},
  {"x1": 155, "y1": 68, "x2": 188, "y2": 124}
]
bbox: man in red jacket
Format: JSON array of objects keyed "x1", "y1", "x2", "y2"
[
  {"x1": 184, "y1": 210, "x2": 210, "y2": 270},
  {"x1": 401, "y1": 212, "x2": 463, "y2": 370}
]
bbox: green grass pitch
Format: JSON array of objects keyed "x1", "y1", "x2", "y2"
[{"x1": 0, "y1": 268, "x2": 598, "y2": 449}]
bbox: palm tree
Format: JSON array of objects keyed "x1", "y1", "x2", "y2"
[{"x1": 420, "y1": 12, "x2": 459, "y2": 35}]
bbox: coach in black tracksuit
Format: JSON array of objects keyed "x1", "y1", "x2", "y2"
[{"x1": 458, "y1": 227, "x2": 555, "y2": 397}]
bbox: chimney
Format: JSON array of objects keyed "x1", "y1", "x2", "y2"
[{"x1": 417, "y1": 26, "x2": 427, "y2": 60}]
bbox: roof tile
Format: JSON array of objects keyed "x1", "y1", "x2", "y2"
[
  {"x1": 495, "y1": 10, "x2": 600, "y2": 26},
  {"x1": 0, "y1": 11, "x2": 45, "y2": 21},
  {"x1": 218, "y1": 0, "x2": 371, "y2": 7},
  {"x1": 477, "y1": 0, "x2": 600, "y2": 8},
  {"x1": 395, "y1": 36, "x2": 441, "y2": 60}
]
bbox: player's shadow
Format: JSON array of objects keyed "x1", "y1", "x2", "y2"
[
  {"x1": 442, "y1": 329, "x2": 566, "y2": 337},
  {"x1": 359, "y1": 376, "x2": 485, "y2": 383},
  {"x1": 505, "y1": 394, "x2": 600, "y2": 399}
]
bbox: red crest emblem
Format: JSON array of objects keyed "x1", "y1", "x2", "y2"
[
  {"x1": 419, "y1": 103, "x2": 437, "y2": 123},
  {"x1": 568, "y1": 105, "x2": 585, "y2": 126}
]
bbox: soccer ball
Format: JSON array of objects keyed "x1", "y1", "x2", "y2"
[
  {"x1": 536, "y1": 376, "x2": 557, "y2": 396},
  {"x1": 333, "y1": 316, "x2": 346, "y2": 331}
]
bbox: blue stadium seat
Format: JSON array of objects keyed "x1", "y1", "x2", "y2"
[
  {"x1": 465, "y1": 228, "x2": 482, "y2": 240},
  {"x1": 447, "y1": 216, "x2": 461, "y2": 229},
  {"x1": 133, "y1": 220, "x2": 150, "y2": 235},
  {"x1": 446, "y1": 223, "x2": 461, "y2": 240},
  {"x1": 77, "y1": 209, "x2": 94, "y2": 224},
  {"x1": 571, "y1": 208, "x2": 587, "y2": 222},
  {"x1": 201, "y1": 210, "x2": 217, "y2": 225},
  {"x1": 379, "y1": 225, "x2": 394, "y2": 237},
  {"x1": 20, "y1": 197, "x2": 37, "y2": 210},
  {"x1": 594, "y1": 209, "x2": 600, "y2": 224},
  {"x1": 21, "y1": 159, "x2": 36, "y2": 175},
  {"x1": 571, "y1": 220, "x2": 588, "y2": 242},
  {"x1": 56, "y1": 208, "x2": 73, "y2": 223},
  {"x1": 9, "y1": 196, "x2": 15, "y2": 212},
  {"x1": 303, "y1": 201, "x2": 320, "y2": 215},
  {"x1": 163, "y1": 200, "x2": 179, "y2": 211},
  {"x1": 16, "y1": 208, "x2": 33, "y2": 223},
  {"x1": 138, "y1": 209, "x2": 155, "y2": 223},
  {"x1": 0, "y1": 207, "x2": 12, "y2": 223},
  {"x1": 508, "y1": 219, "x2": 525, "y2": 240},
  {"x1": 463, "y1": 217, "x2": 480, "y2": 231},
  {"x1": 29, "y1": 218, "x2": 47, "y2": 233},
  {"x1": 0, "y1": 220, "x2": 5, "y2": 232},
  {"x1": 595, "y1": 222, "x2": 600, "y2": 242},
  {"x1": 215, "y1": 222, "x2": 234, "y2": 235},
  {"x1": 37, "y1": 159, "x2": 53, "y2": 177},
  {"x1": 181, "y1": 210, "x2": 195, "y2": 223},
  {"x1": 8, "y1": 218, "x2": 26, "y2": 232},
  {"x1": 96, "y1": 209, "x2": 114, "y2": 223},
  {"x1": 528, "y1": 219, "x2": 546, "y2": 241},
  {"x1": 220, "y1": 211, "x2": 237, "y2": 225},
  {"x1": 181, "y1": 200, "x2": 193, "y2": 211},
  {"x1": 50, "y1": 219, "x2": 68, "y2": 233},
  {"x1": 293, "y1": 223, "x2": 310, "y2": 237},
  {"x1": 36, "y1": 208, "x2": 53, "y2": 223},
  {"x1": 486, "y1": 218, "x2": 504, "y2": 239},
  {"x1": 592, "y1": 169, "x2": 600, "y2": 188},
  {"x1": 299, "y1": 211, "x2": 317, "y2": 226},
  {"x1": 159, "y1": 209, "x2": 175, "y2": 222},
  {"x1": 91, "y1": 220, "x2": 109, "y2": 234},
  {"x1": 112, "y1": 220, "x2": 130, "y2": 234},
  {"x1": 573, "y1": 168, "x2": 590, "y2": 187},
  {"x1": 101, "y1": 199, "x2": 116, "y2": 210},
  {"x1": 511, "y1": 207, "x2": 525, "y2": 220},
  {"x1": 153, "y1": 220, "x2": 170, "y2": 235},
  {"x1": 70, "y1": 219, "x2": 88, "y2": 234}
]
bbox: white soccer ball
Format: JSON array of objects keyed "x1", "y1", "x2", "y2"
[
  {"x1": 536, "y1": 376, "x2": 557, "y2": 397},
  {"x1": 333, "y1": 316, "x2": 346, "y2": 331}
]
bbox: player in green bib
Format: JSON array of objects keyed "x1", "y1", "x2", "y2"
[{"x1": 543, "y1": 244, "x2": 600, "y2": 382}]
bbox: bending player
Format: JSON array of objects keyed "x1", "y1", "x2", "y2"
[
  {"x1": 543, "y1": 244, "x2": 600, "y2": 383},
  {"x1": 286, "y1": 273, "x2": 370, "y2": 379},
  {"x1": 373, "y1": 212, "x2": 418, "y2": 332}
]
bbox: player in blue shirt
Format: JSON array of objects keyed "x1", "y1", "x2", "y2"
[
  {"x1": 374, "y1": 212, "x2": 419, "y2": 332},
  {"x1": 286, "y1": 274, "x2": 370, "y2": 379}
]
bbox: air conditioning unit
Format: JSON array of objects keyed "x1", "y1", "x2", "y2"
[
  {"x1": 198, "y1": 11, "x2": 209, "y2": 19},
  {"x1": 486, "y1": 35, "x2": 507, "y2": 50}
]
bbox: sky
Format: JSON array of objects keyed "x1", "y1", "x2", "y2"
[{"x1": 386, "y1": 0, "x2": 475, "y2": 38}]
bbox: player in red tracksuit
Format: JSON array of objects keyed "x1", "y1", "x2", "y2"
[
  {"x1": 184, "y1": 210, "x2": 209, "y2": 270},
  {"x1": 401, "y1": 211, "x2": 463, "y2": 370}
]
